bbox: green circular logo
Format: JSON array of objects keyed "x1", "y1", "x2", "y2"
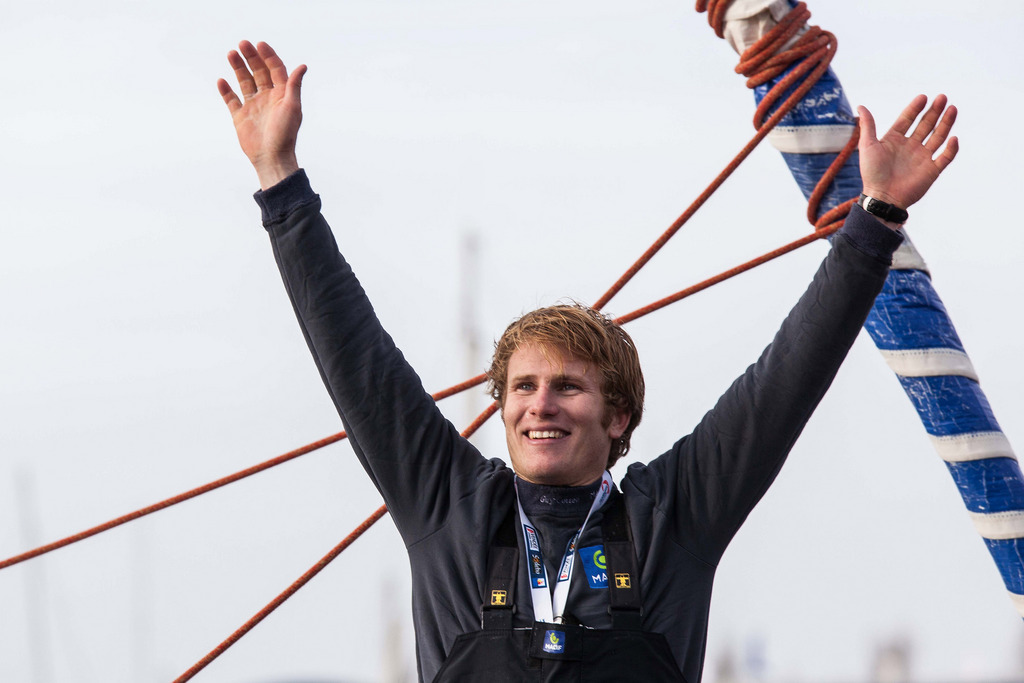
[{"x1": 593, "y1": 549, "x2": 606, "y2": 570}]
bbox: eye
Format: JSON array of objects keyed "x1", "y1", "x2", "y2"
[
  {"x1": 559, "y1": 382, "x2": 581, "y2": 392},
  {"x1": 514, "y1": 381, "x2": 534, "y2": 391}
]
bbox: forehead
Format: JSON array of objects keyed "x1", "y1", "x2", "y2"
[{"x1": 507, "y1": 343, "x2": 596, "y2": 379}]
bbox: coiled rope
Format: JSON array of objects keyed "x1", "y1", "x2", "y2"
[
  {"x1": 3, "y1": 2, "x2": 866, "y2": 678},
  {"x1": 595, "y1": 1, "x2": 855, "y2": 311}
]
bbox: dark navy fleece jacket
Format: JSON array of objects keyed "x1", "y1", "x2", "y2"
[{"x1": 255, "y1": 170, "x2": 902, "y2": 683}]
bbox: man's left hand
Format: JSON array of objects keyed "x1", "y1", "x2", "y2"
[{"x1": 857, "y1": 94, "x2": 959, "y2": 211}]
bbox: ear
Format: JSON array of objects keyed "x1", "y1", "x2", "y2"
[{"x1": 607, "y1": 408, "x2": 630, "y2": 440}]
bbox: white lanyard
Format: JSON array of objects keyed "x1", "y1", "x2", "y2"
[{"x1": 514, "y1": 471, "x2": 613, "y2": 624}]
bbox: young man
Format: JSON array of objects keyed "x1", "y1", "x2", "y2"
[{"x1": 218, "y1": 40, "x2": 956, "y2": 683}]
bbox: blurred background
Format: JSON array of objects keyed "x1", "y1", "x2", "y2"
[{"x1": 2, "y1": 1, "x2": 1022, "y2": 681}]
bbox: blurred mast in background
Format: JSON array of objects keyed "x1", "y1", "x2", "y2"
[
  {"x1": 16, "y1": 468, "x2": 53, "y2": 683},
  {"x1": 460, "y1": 229, "x2": 484, "y2": 439}
]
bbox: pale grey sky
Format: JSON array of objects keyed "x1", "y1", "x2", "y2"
[{"x1": 2, "y1": 2, "x2": 1022, "y2": 682}]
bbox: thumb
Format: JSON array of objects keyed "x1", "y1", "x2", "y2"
[
  {"x1": 286, "y1": 64, "x2": 307, "y2": 103},
  {"x1": 857, "y1": 105, "x2": 877, "y2": 151}
]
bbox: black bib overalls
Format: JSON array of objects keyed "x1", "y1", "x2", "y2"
[{"x1": 431, "y1": 493, "x2": 688, "y2": 682}]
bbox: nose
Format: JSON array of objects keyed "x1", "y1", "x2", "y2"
[{"x1": 528, "y1": 386, "x2": 559, "y2": 417}]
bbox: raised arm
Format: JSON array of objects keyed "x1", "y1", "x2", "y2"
[
  {"x1": 217, "y1": 40, "x2": 307, "y2": 189},
  {"x1": 217, "y1": 42, "x2": 498, "y2": 544},
  {"x1": 629, "y1": 95, "x2": 960, "y2": 561}
]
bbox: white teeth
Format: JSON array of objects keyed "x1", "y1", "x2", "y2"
[{"x1": 528, "y1": 430, "x2": 566, "y2": 439}]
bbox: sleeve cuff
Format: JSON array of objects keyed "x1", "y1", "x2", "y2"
[
  {"x1": 253, "y1": 169, "x2": 318, "y2": 226},
  {"x1": 836, "y1": 203, "x2": 905, "y2": 264}
]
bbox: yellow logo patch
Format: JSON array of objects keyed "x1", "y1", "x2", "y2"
[
  {"x1": 490, "y1": 590, "x2": 507, "y2": 606},
  {"x1": 614, "y1": 573, "x2": 631, "y2": 589}
]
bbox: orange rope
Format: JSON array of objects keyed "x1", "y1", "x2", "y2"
[
  {"x1": 615, "y1": 223, "x2": 841, "y2": 326},
  {"x1": 11, "y1": 2, "x2": 872, "y2": 677},
  {"x1": 2, "y1": 2, "x2": 855, "y2": 577},
  {"x1": 708, "y1": 0, "x2": 861, "y2": 229},
  {"x1": 594, "y1": 2, "x2": 855, "y2": 311},
  {"x1": 172, "y1": 503, "x2": 389, "y2": 683},
  {"x1": 171, "y1": 209, "x2": 850, "y2": 680},
  {"x1": 0, "y1": 374, "x2": 488, "y2": 572},
  {"x1": 171, "y1": 394, "x2": 499, "y2": 682},
  {"x1": 0, "y1": 431, "x2": 345, "y2": 571}
]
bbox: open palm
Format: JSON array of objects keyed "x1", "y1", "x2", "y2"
[
  {"x1": 217, "y1": 41, "x2": 307, "y2": 189},
  {"x1": 858, "y1": 94, "x2": 958, "y2": 210}
]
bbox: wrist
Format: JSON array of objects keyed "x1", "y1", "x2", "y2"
[
  {"x1": 859, "y1": 187, "x2": 906, "y2": 210},
  {"x1": 857, "y1": 193, "x2": 908, "y2": 227},
  {"x1": 253, "y1": 155, "x2": 300, "y2": 191},
  {"x1": 253, "y1": 169, "x2": 314, "y2": 226}
]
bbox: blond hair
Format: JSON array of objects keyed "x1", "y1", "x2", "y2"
[{"x1": 487, "y1": 303, "x2": 644, "y2": 469}]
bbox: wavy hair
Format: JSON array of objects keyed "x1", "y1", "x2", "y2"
[{"x1": 487, "y1": 303, "x2": 645, "y2": 469}]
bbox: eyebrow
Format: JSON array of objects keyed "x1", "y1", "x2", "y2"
[{"x1": 509, "y1": 372, "x2": 589, "y2": 386}]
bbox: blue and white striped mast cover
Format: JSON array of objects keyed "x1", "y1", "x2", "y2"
[{"x1": 717, "y1": 0, "x2": 1024, "y2": 617}]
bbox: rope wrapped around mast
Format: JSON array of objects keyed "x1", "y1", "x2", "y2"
[{"x1": 701, "y1": 0, "x2": 1024, "y2": 617}]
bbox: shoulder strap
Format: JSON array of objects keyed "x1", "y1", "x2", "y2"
[
  {"x1": 601, "y1": 491, "x2": 644, "y2": 630},
  {"x1": 481, "y1": 503, "x2": 518, "y2": 629}
]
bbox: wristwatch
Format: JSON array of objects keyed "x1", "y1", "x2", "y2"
[{"x1": 857, "y1": 193, "x2": 908, "y2": 224}]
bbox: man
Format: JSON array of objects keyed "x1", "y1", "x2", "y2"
[{"x1": 218, "y1": 40, "x2": 957, "y2": 683}]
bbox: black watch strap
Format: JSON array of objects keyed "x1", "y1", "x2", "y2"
[{"x1": 858, "y1": 193, "x2": 908, "y2": 224}]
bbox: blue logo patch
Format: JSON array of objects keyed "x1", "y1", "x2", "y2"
[
  {"x1": 578, "y1": 545, "x2": 608, "y2": 589},
  {"x1": 543, "y1": 629, "x2": 565, "y2": 654}
]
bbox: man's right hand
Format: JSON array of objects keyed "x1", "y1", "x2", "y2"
[{"x1": 217, "y1": 41, "x2": 307, "y2": 190}]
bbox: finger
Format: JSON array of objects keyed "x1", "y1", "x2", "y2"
[
  {"x1": 227, "y1": 49, "x2": 257, "y2": 99},
  {"x1": 857, "y1": 105, "x2": 877, "y2": 145},
  {"x1": 285, "y1": 64, "x2": 307, "y2": 104},
  {"x1": 933, "y1": 136, "x2": 959, "y2": 174},
  {"x1": 257, "y1": 42, "x2": 289, "y2": 87},
  {"x1": 239, "y1": 40, "x2": 273, "y2": 92},
  {"x1": 924, "y1": 105, "x2": 957, "y2": 153},
  {"x1": 909, "y1": 94, "x2": 947, "y2": 142},
  {"x1": 216, "y1": 77, "x2": 243, "y2": 115},
  {"x1": 888, "y1": 94, "x2": 928, "y2": 138}
]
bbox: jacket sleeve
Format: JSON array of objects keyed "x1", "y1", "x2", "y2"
[
  {"x1": 255, "y1": 170, "x2": 502, "y2": 545},
  {"x1": 623, "y1": 205, "x2": 904, "y2": 564}
]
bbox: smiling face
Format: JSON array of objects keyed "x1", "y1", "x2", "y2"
[{"x1": 502, "y1": 344, "x2": 630, "y2": 486}]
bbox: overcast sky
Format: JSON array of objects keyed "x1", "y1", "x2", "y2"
[{"x1": 2, "y1": 1, "x2": 1023, "y2": 682}]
